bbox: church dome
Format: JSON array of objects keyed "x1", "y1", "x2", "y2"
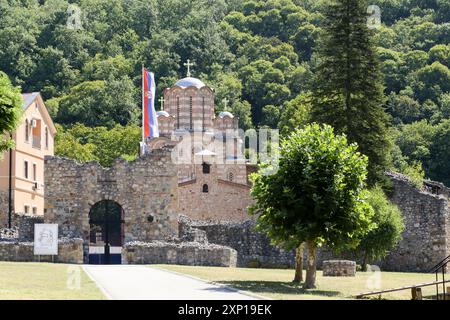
[
  {"x1": 175, "y1": 77, "x2": 206, "y2": 88},
  {"x1": 157, "y1": 111, "x2": 170, "y2": 117},
  {"x1": 219, "y1": 111, "x2": 234, "y2": 119}
]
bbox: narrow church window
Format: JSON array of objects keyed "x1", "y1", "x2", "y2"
[
  {"x1": 202, "y1": 184, "x2": 209, "y2": 193},
  {"x1": 228, "y1": 172, "x2": 234, "y2": 182},
  {"x1": 202, "y1": 162, "x2": 210, "y2": 174},
  {"x1": 189, "y1": 96, "x2": 193, "y2": 130},
  {"x1": 177, "y1": 97, "x2": 181, "y2": 128},
  {"x1": 202, "y1": 97, "x2": 205, "y2": 131}
]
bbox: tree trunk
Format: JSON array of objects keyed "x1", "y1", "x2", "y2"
[
  {"x1": 361, "y1": 252, "x2": 368, "y2": 272},
  {"x1": 293, "y1": 243, "x2": 305, "y2": 283},
  {"x1": 303, "y1": 240, "x2": 317, "y2": 289}
]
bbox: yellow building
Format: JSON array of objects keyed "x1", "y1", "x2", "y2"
[{"x1": 0, "y1": 92, "x2": 56, "y2": 220}]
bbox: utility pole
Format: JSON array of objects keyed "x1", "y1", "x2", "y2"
[{"x1": 8, "y1": 133, "x2": 13, "y2": 228}]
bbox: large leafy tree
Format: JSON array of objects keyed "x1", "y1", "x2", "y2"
[
  {"x1": 0, "y1": 71, "x2": 23, "y2": 155},
  {"x1": 311, "y1": 0, "x2": 392, "y2": 185},
  {"x1": 250, "y1": 124, "x2": 374, "y2": 288},
  {"x1": 357, "y1": 186, "x2": 405, "y2": 270}
]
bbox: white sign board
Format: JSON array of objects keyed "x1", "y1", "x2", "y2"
[{"x1": 34, "y1": 224, "x2": 58, "y2": 255}]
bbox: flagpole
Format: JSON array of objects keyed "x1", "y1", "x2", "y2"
[{"x1": 141, "y1": 63, "x2": 145, "y2": 146}]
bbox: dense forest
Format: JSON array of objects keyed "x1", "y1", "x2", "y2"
[{"x1": 0, "y1": 0, "x2": 449, "y2": 184}]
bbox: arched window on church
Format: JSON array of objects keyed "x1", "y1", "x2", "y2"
[
  {"x1": 202, "y1": 162, "x2": 210, "y2": 174},
  {"x1": 202, "y1": 184, "x2": 209, "y2": 193}
]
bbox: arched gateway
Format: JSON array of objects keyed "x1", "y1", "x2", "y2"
[
  {"x1": 88, "y1": 200, "x2": 124, "y2": 264},
  {"x1": 44, "y1": 149, "x2": 181, "y2": 264}
]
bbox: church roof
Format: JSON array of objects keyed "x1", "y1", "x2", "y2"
[
  {"x1": 22, "y1": 92, "x2": 40, "y2": 109},
  {"x1": 175, "y1": 77, "x2": 206, "y2": 89},
  {"x1": 157, "y1": 110, "x2": 170, "y2": 117}
]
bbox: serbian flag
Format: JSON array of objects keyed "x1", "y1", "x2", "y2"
[{"x1": 143, "y1": 68, "x2": 159, "y2": 140}]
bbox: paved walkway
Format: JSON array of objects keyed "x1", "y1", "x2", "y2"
[{"x1": 83, "y1": 265, "x2": 260, "y2": 300}]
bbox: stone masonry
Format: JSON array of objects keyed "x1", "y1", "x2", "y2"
[
  {"x1": 322, "y1": 260, "x2": 356, "y2": 277},
  {"x1": 44, "y1": 147, "x2": 181, "y2": 263},
  {"x1": 123, "y1": 241, "x2": 237, "y2": 267},
  {"x1": 381, "y1": 172, "x2": 450, "y2": 272},
  {"x1": 0, "y1": 190, "x2": 8, "y2": 227},
  {"x1": 179, "y1": 216, "x2": 295, "y2": 268}
]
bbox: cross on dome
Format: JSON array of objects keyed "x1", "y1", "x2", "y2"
[
  {"x1": 158, "y1": 97, "x2": 165, "y2": 111},
  {"x1": 222, "y1": 98, "x2": 229, "y2": 111},
  {"x1": 183, "y1": 59, "x2": 194, "y2": 77}
]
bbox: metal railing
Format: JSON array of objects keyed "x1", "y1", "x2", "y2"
[{"x1": 429, "y1": 254, "x2": 450, "y2": 300}]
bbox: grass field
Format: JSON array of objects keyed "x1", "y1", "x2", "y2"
[
  {"x1": 0, "y1": 262, "x2": 105, "y2": 300},
  {"x1": 157, "y1": 265, "x2": 439, "y2": 300}
]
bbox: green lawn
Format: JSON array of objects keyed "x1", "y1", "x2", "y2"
[
  {"x1": 157, "y1": 265, "x2": 439, "y2": 300},
  {"x1": 0, "y1": 262, "x2": 105, "y2": 300}
]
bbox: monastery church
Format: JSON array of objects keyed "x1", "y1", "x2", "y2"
[{"x1": 149, "y1": 72, "x2": 254, "y2": 221}]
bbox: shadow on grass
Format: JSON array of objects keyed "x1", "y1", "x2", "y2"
[{"x1": 217, "y1": 281, "x2": 341, "y2": 298}]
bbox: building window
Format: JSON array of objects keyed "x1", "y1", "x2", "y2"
[
  {"x1": 24, "y1": 205, "x2": 29, "y2": 214},
  {"x1": 32, "y1": 119, "x2": 41, "y2": 149},
  {"x1": 189, "y1": 96, "x2": 193, "y2": 130},
  {"x1": 24, "y1": 161, "x2": 29, "y2": 179},
  {"x1": 202, "y1": 184, "x2": 209, "y2": 193},
  {"x1": 32, "y1": 207, "x2": 37, "y2": 215},
  {"x1": 33, "y1": 163, "x2": 37, "y2": 181},
  {"x1": 202, "y1": 162, "x2": 210, "y2": 174},
  {"x1": 45, "y1": 127, "x2": 49, "y2": 149},
  {"x1": 25, "y1": 119, "x2": 29, "y2": 142},
  {"x1": 227, "y1": 171, "x2": 234, "y2": 182}
]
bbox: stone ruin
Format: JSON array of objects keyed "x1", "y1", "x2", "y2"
[{"x1": 322, "y1": 260, "x2": 356, "y2": 277}]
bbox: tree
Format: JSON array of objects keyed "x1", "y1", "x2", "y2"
[
  {"x1": 311, "y1": 0, "x2": 392, "y2": 185},
  {"x1": 55, "y1": 123, "x2": 141, "y2": 167},
  {"x1": 0, "y1": 71, "x2": 22, "y2": 156},
  {"x1": 357, "y1": 186, "x2": 405, "y2": 270},
  {"x1": 250, "y1": 124, "x2": 374, "y2": 288}
]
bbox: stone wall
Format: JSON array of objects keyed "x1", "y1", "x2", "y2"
[
  {"x1": 16, "y1": 213, "x2": 44, "y2": 241},
  {"x1": 123, "y1": 241, "x2": 237, "y2": 267},
  {"x1": 0, "y1": 190, "x2": 8, "y2": 228},
  {"x1": 0, "y1": 238, "x2": 83, "y2": 263},
  {"x1": 178, "y1": 167, "x2": 253, "y2": 221},
  {"x1": 180, "y1": 216, "x2": 295, "y2": 268},
  {"x1": 382, "y1": 173, "x2": 450, "y2": 272},
  {"x1": 44, "y1": 147, "x2": 181, "y2": 263}
]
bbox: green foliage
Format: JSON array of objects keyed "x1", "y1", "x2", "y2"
[
  {"x1": 250, "y1": 123, "x2": 374, "y2": 251},
  {"x1": 357, "y1": 186, "x2": 405, "y2": 264},
  {"x1": 55, "y1": 123, "x2": 141, "y2": 167},
  {"x1": 311, "y1": 0, "x2": 392, "y2": 185},
  {"x1": 402, "y1": 161, "x2": 425, "y2": 189},
  {"x1": 0, "y1": 0, "x2": 449, "y2": 184},
  {"x1": 0, "y1": 71, "x2": 23, "y2": 155}
]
